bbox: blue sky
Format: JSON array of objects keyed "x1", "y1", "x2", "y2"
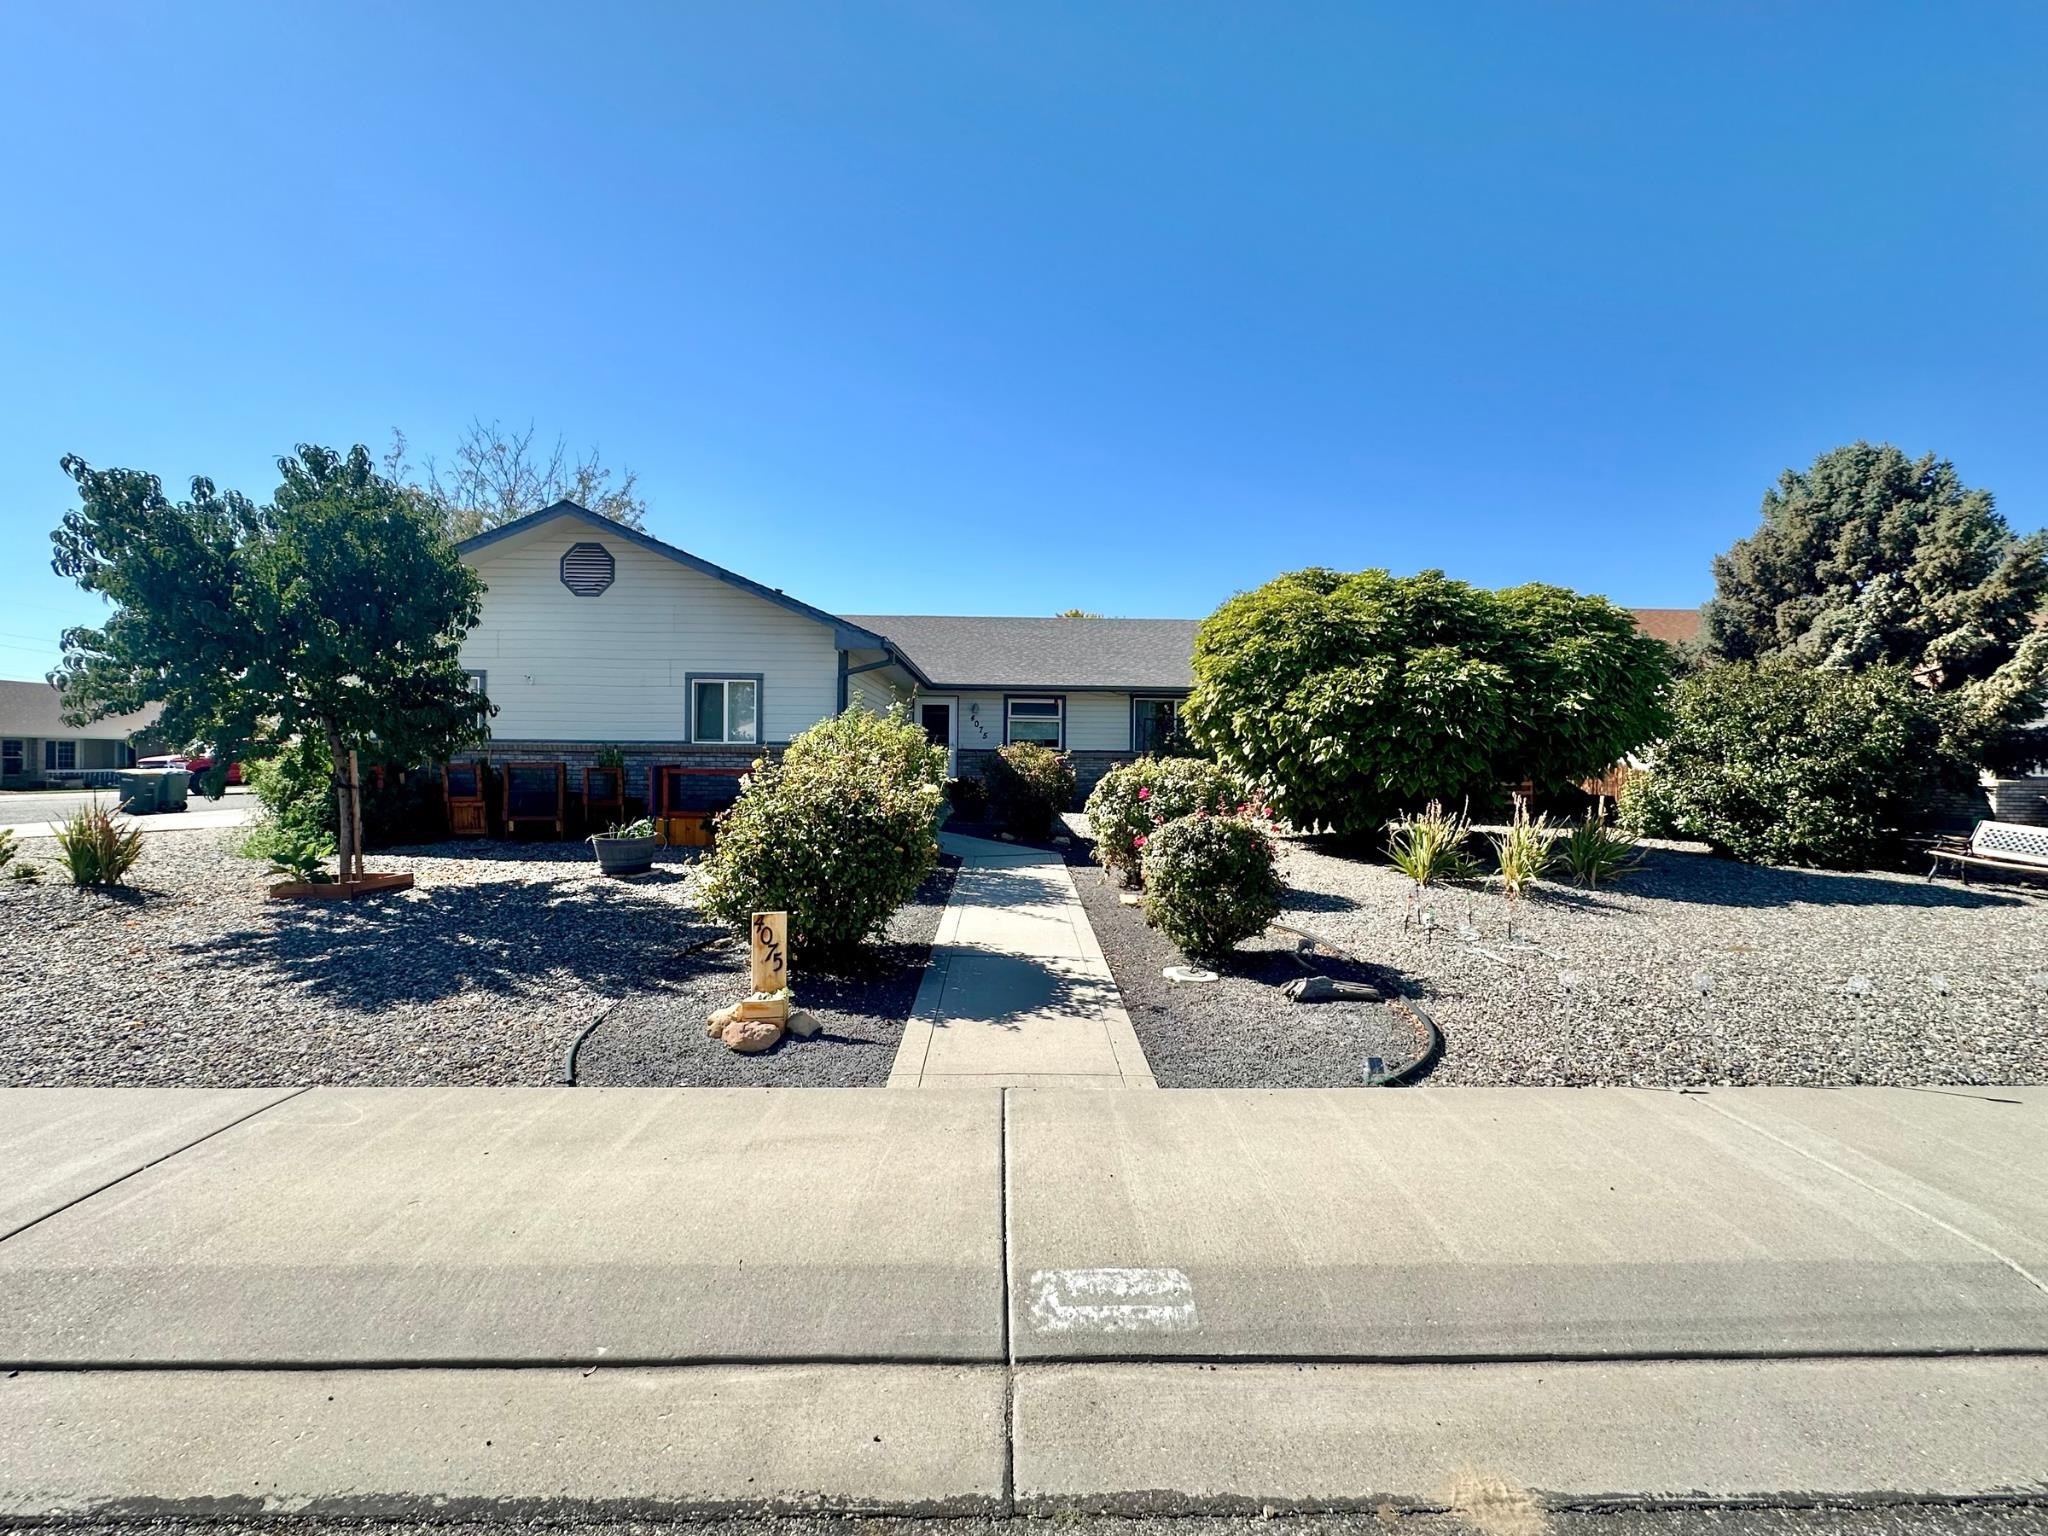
[{"x1": 2, "y1": 3, "x2": 2042, "y2": 678}]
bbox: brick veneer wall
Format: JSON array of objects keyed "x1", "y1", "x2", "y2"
[{"x1": 460, "y1": 742, "x2": 774, "y2": 804}]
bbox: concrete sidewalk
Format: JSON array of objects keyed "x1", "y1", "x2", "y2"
[
  {"x1": 2, "y1": 1083, "x2": 2045, "y2": 1516},
  {"x1": 887, "y1": 831, "x2": 1155, "y2": 1087}
]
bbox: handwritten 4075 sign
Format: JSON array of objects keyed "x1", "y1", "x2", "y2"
[{"x1": 750, "y1": 911, "x2": 788, "y2": 993}]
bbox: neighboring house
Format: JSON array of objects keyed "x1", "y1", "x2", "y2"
[
  {"x1": 0, "y1": 680, "x2": 158, "y2": 789},
  {"x1": 454, "y1": 501, "x2": 1701, "y2": 801}
]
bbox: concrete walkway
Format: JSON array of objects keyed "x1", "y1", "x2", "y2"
[
  {"x1": 887, "y1": 831, "x2": 1155, "y2": 1088},
  {"x1": 2, "y1": 1083, "x2": 2046, "y2": 1517}
]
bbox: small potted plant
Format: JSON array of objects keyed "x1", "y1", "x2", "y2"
[{"x1": 589, "y1": 815, "x2": 658, "y2": 877}]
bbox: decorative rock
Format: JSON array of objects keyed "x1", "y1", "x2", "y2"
[
  {"x1": 784, "y1": 1009, "x2": 822, "y2": 1039},
  {"x1": 995, "y1": 832, "x2": 1016, "y2": 842},
  {"x1": 1162, "y1": 965, "x2": 1220, "y2": 984},
  {"x1": 1282, "y1": 974, "x2": 1386, "y2": 1004},
  {"x1": 705, "y1": 1003, "x2": 739, "y2": 1037},
  {"x1": 1051, "y1": 835, "x2": 1072, "y2": 848},
  {"x1": 1118, "y1": 893, "x2": 1144, "y2": 907},
  {"x1": 721, "y1": 1017, "x2": 783, "y2": 1053}
]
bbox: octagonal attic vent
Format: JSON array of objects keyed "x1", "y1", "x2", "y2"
[{"x1": 560, "y1": 541, "x2": 615, "y2": 597}]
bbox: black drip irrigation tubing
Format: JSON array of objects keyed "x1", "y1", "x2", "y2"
[{"x1": 1272, "y1": 919, "x2": 1444, "y2": 1086}]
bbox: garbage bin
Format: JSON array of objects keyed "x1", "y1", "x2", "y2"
[
  {"x1": 117, "y1": 770, "x2": 163, "y2": 815},
  {"x1": 160, "y1": 769, "x2": 189, "y2": 811}
]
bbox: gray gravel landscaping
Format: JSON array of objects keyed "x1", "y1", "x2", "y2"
[
  {"x1": 1062, "y1": 817, "x2": 1426, "y2": 1089},
  {"x1": 572, "y1": 860, "x2": 957, "y2": 1087},
  {"x1": 1065, "y1": 813, "x2": 2048, "y2": 1089},
  {"x1": 0, "y1": 829, "x2": 949, "y2": 1088},
  {"x1": 1276, "y1": 834, "x2": 2048, "y2": 1088}
]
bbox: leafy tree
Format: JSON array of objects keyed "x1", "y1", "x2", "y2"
[
  {"x1": 1703, "y1": 442, "x2": 2048, "y2": 756},
  {"x1": 1054, "y1": 608, "x2": 1103, "y2": 618},
  {"x1": 1183, "y1": 568, "x2": 1675, "y2": 840},
  {"x1": 383, "y1": 418, "x2": 647, "y2": 541},
  {"x1": 50, "y1": 444, "x2": 489, "y2": 881},
  {"x1": 1621, "y1": 661, "x2": 1976, "y2": 869}
]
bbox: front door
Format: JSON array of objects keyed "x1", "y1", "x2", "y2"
[{"x1": 918, "y1": 698, "x2": 956, "y2": 777}]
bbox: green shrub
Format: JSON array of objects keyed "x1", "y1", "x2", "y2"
[
  {"x1": 243, "y1": 737, "x2": 443, "y2": 851},
  {"x1": 697, "y1": 704, "x2": 947, "y2": 958},
  {"x1": 1183, "y1": 568, "x2": 1676, "y2": 840},
  {"x1": 1385, "y1": 800, "x2": 1480, "y2": 890},
  {"x1": 1559, "y1": 812, "x2": 1642, "y2": 888},
  {"x1": 1141, "y1": 812, "x2": 1283, "y2": 962},
  {"x1": 984, "y1": 742, "x2": 1076, "y2": 839},
  {"x1": 53, "y1": 802, "x2": 144, "y2": 887},
  {"x1": 1629, "y1": 661, "x2": 1975, "y2": 868},
  {"x1": 263, "y1": 824, "x2": 337, "y2": 884},
  {"x1": 947, "y1": 775, "x2": 989, "y2": 821},
  {"x1": 1614, "y1": 767, "x2": 1676, "y2": 839},
  {"x1": 1084, "y1": 757, "x2": 1243, "y2": 886}
]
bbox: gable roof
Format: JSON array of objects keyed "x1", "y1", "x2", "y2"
[
  {"x1": 456, "y1": 502, "x2": 890, "y2": 651},
  {"x1": 844, "y1": 615, "x2": 1202, "y2": 691},
  {"x1": 0, "y1": 680, "x2": 160, "y2": 739}
]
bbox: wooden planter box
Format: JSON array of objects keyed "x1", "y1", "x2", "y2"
[
  {"x1": 267, "y1": 872, "x2": 416, "y2": 902},
  {"x1": 656, "y1": 814, "x2": 717, "y2": 848}
]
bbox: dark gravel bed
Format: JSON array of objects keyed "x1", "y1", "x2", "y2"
[
  {"x1": 572, "y1": 860, "x2": 958, "y2": 1086},
  {"x1": 1277, "y1": 834, "x2": 2048, "y2": 1088},
  {"x1": 1062, "y1": 823, "x2": 1419, "y2": 1089},
  {"x1": 0, "y1": 829, "x2": 720, "y2": 1087}
]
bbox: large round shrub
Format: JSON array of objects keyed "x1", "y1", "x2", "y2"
[
  {"x1": 1183, "y1": 568, "x2": 1675, "y2": 840},
  {"x1": 1141, "y1": 813, "x2": 1283, "y2": 962},
  {"x1": 1084, "y1": 756, "x2": 1242, "y2": 885},
  {"x1": 1621, "y1": 661, "x2": 1975, "y2": 868},
  {"x1": 983, "y1": 742, "x2": 1076, "y2": 838},
  {"x1": 699, "y1": 704, "x2": 947, "y2": 958}
]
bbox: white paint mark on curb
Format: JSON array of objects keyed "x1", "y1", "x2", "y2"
[{"x1": 1027, "y1": 1268, "x2": 1197, "y2": 1334}]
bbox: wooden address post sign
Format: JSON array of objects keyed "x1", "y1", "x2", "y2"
[{"x1": 736, "y1": 911, "x2": 790, "y2": 1023}]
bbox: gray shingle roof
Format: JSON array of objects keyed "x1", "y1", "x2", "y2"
[
  {"x1": 846, "y1": 615, "x2": 1201, "y2": 691},
  {"x1": 0, "y1": 679, "x2": 160, "y2": 739}
]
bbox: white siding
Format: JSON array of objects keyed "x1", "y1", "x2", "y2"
[
  {"x1": 462, "y1": 527, "x2": 841, "y2": 743},
  {"x1": 849, "y1": 667, "x2": 911, "y2": 714}
]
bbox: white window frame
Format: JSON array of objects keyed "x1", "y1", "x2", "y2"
[
  {"x1": 45, "y1": 740, "x2": 77, "y2": 772},
  {"x1": 1, "y1": 739, "x2": 23, "y2": 777},
  {"x1": 688, "y1": 674, "x2": 762, "y2": 745},
  {"x1": 1004, "y1": 695, "x2": 1065, "y2": 749}
]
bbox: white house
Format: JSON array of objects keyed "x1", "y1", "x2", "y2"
[
  {"x1": 455, "y1": 502, "x2": 1197, "y2": 800},
  {"x1": 0, "y1": 680, "x2": 158, "y2": 789}
]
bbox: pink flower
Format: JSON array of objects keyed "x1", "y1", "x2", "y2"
[
  {"x1": 1137, "y1": 786, "x2": 1151, "y2": 800},
  {"x1": 1133, "y1": 834, "x2": 1147, "y2": 848}
]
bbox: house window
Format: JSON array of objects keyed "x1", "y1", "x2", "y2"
[
  {"x1": 1133, "y1": 696, "x2": 1183, "y2": 755},
  {"x1": 559, "y1": 542, "x2": 616, "y2": 597},
  {"x1": 45, "y1": 740, "x2": 77, "y2": 772},
  {"x1": 691, "y1": 677, "x2": 759, "y2": 744},
  {"x1": 1, "y1": 740, "x2": 22, "y2": 777},
  {"x1": 1006, "y1": 696, "x2": 1063, "y2": 748}
]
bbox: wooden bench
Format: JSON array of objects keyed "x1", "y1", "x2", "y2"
[{"x1": 1927, "y1": 819, "x2": 2048, "y2": 885}]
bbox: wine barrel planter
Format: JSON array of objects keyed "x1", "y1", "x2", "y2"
[{"x1": 591, "y1": 834, "x2": 657, "y2": 878}]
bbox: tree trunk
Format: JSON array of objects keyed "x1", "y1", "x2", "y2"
[
  {"x1": 348, "y1": 748, "x2": 365, "y2": 884},
  {"x1": 324, "y1": 722, "x2": 354, "y2": 885}
]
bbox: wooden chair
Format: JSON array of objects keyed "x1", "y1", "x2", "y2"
[
  {"x1": 1927, "y1": 820, "x2": 2048, "y2": 885},
  {"x1": 443, "y1": 759, "x2": 489, "y2": 838},
  {"x1": 502, "y1": 761, "x2": 568, "y2": 838}
]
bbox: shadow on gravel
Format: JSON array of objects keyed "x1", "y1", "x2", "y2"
[
  {"x1": 176, "y1": 878, "x2": 720, "y2": 1010},
  {"x1": 1625, "y1": 848, "x2": 2032, "y2": 911}
]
